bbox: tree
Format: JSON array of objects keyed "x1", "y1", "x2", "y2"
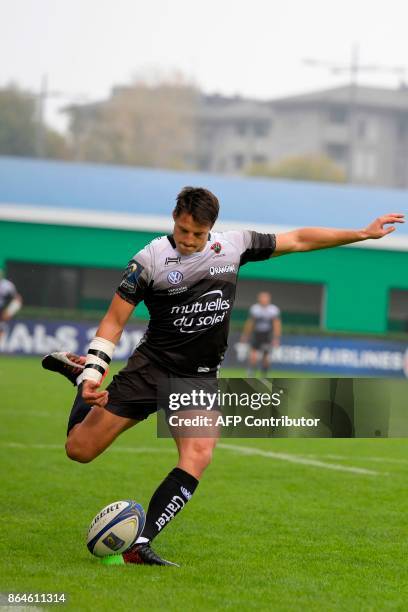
[
  {"x1": 65, "y1": 77, "x2": 199, "y2": 170},
  {"x1": 0, "y1": 85, "x2": 37, "y2": 156},
  {"x1": 247, "y1": 155, "x2": 346, "y2": 183},
  {"x1": 0, "y1": 84, "x2": 70, "y2": 159}
]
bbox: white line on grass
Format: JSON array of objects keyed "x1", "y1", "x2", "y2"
[
  {"x1": 0, "y1": 410, "x2": 55, "y2": 418},
  {"x1": 297, "y1": 453, "x2": 408, "y2": 465},
  {"x1": 217, "y1": 443, "x2": 386, "y2": 476},
  {"x1": 1, "y1": 441, "x2": 388, "y2": 475},
  {"x1": 0, "y1": 442, "x2": 175, "y2": 454},
  {"x1": 0, "y1": 607, "x2": 44, "y2": 612},
  {"x1": 111, "y1": 446, "x2": 175, "y2": 455}
]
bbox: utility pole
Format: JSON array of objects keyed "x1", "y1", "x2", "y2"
[
  {"x1": 33, "y1": 75, "x2": 89, "y2": 158},
  {"x1": 34, "y1": 75, "x2": 48, "y2": 158},
  {"x1": 304, "y1": 44, "x2": 406, "y2": 182}
]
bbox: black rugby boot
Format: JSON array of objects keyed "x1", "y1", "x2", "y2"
[
  {"x1": 123, "y1": 543, "x2": 179, "y2": 567},
  {"x1": 42, "y1": 351, "x2": 85, "y2": 385}
]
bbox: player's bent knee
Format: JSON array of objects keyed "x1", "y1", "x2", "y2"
[
  {"x1": 182, "y1": 440, "x2": 215, "y2": 470},
  {"x1": 65, "y1": 438, "x2": 97, "y2": 464}
]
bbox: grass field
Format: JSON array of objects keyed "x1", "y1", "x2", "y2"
[{"x1": 1, "y1": 356, "x2": 407, "y2": 611}]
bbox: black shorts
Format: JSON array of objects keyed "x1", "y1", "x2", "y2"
[
  {"x1": 105, "y1": 351, "x2": 217, "y2": 421},
  {"x1": 250, "y1": 331, "x2": 272, "y2": 352}
]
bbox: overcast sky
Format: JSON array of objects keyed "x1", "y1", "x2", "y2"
[{"x1": 2, "y1": 0, "x2": 408, "y2": 131}]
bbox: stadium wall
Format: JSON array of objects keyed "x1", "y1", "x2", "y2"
[{"x1": 2, "y1": 219, "x2": 408, "y2": 334}]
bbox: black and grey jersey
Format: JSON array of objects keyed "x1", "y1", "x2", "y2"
[
  {"x1": 116, "y1": 230, "x2": 276, "y2": 376},
  {"x1": 250, "y1": 303, "x2": 281, "y2": 334},
  {"x1": 0, "y1": 279, "x2": 17, "y2": 311}
]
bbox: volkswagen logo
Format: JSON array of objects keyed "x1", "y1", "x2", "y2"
[{"x1": 167, "y1": 270, "x2": 184, "y2": 285}]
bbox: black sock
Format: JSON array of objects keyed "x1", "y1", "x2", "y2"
[
  {"x1": 66, "y1": 383, "x2": 92, "y2": 435},
  {"x1": 140, "y1": 467, "x2": 199, "y2": 541}
]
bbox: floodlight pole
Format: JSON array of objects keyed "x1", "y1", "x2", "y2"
[{"x1": 347, "y1": 44, "x2": 359, "y2": 182}]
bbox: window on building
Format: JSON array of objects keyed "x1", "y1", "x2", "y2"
[
  {"x1": 357, "y1": 119, "x2": 367, "y2": 139},
  {"x1": 357, "y1": 118, "x2": 377, "y2": 143},
  {"x1": 328, "y1": 107, "x2": 348, "y2": 124},
  {"x1": 326, "y1": 143, "x2": 348, "y2": 162},
  {"x1": 233, "y1": 154, "x2": 245, "y2": 170},
  {"x1": 235, "y1": 121, "x2": 247, "y2": 136},
  {"x1": 202, "y1": 126, "x2": 215, "y2": 142},
  {"x1": 397, "y1": 116, "x2": 408, "y2": 141},
  {"x1": 354, "y1": 151, "x2": 377, "y2": 180},
  {"x1": 252, "y1": 154, "x2": 267, "y2": 165},
  {"x1": 253, "y1": 120, "x2": 271, "y2": 137}
]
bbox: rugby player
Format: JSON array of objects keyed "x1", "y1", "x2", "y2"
[
  {"x1": 241, "y1": 291, "x2": 281, "y2": 376},
  {"x1": 0, "y1": 271, "x2": 22, "y2": 341},
  {"x1": 42, "y1": 187, "x2": 404, "y2": 565}
]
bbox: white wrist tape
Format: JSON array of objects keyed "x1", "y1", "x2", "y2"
[
  {"x1": 5, "y1": 298, "x2": 21, "y2": 317},
  {"x1": 83, "y1": 336, "x2": 115, "y2": 383}
]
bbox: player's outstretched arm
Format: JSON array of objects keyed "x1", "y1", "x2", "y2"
[
  {"x1": 82, "y1": 294, "x2": 135, "y2": 407},
  {"x1": 273, "y1": 213, "x2": 405, "y2": 257}
]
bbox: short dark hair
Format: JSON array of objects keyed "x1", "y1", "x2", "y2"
[{"x1": 174, "y1": 186, "x2": 219, "y2": 226}]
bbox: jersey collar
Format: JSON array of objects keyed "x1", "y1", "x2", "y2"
[{"x1": 166, "y1": 233, "x2": 212, "y2": 258}]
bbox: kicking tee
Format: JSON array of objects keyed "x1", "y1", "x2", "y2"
[{"x1": 116, "y1": 231, "x2": 276, "y2": 376}]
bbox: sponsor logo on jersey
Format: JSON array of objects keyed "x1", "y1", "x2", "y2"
[
  {"x1": 171, "y1": 289, "x2": 231, "y2": 333},
  {"x1": 168, "y1": 285, "x2": 188, "y2": 295},
  {"x1": 211, "y1": 241, "x2": 222, "y2": 254},
  {"x1": 165, "y1": 256, "x2": 181, "y2": 266},
  {"x1": 209, "y1": 264, "x2": 236, "y2": 276},
  {"x1": 167, "y1": 270, "x2": 184, "y2": 285}
]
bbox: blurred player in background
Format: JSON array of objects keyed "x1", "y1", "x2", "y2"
[
  {"x1": 241, "y1": 291, "x2": 281, "y2": 376},
  {"x1": 41, "y1": 187, "x2": 404, "y2": 567},
  {"x1": 0, "y1": 270, "x2": 22, "y2": 340}
]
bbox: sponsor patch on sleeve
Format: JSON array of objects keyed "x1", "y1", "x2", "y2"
[{"x1": 119, "y1": 260, "x2": 144, "y2": 293}]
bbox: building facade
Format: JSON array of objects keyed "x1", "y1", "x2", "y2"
[
  {"x1": 197, "y1": 86, "x2": 408, "y2": 188},
  {"x1": 65, "y1": 84, "x2": 408, "y2": 188}
]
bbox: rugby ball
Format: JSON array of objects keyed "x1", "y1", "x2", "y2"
[{"x1": 87, "y1": 500, "x2": 145, "y2": 557}]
